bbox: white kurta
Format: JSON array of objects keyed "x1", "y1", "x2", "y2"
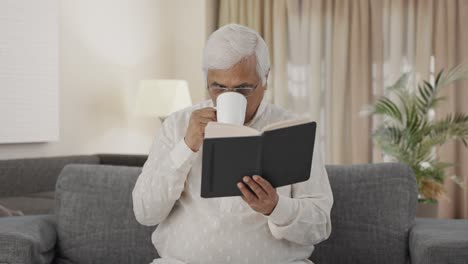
[{"x1": 132, "y1": 97, "x2": 333, "y2": 264}]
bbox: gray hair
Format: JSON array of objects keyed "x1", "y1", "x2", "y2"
[{"x1": 202, "y1": 24, "x2": 270, "y2": 86}]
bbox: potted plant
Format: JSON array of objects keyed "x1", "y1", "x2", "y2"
[{"x1": 364, "y1": 64, "x2": 468, "y2": 217}]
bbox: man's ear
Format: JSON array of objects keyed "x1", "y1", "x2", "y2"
[{"x1": 264, "y1": 69, "x2": 270, "y2": 89}]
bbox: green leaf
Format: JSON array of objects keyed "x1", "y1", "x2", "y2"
[
  {"x1": 367, "y1": 63, "x2": 468, "y2": 200},
  {"x1": 372, "y1": 97, "x2": 403, "y2": 123},
  {"x1": 429, "y1": 112, "x2": 468, "y2": 146},
  {"x1": 435, "y1": 70, "x2": 443, "y2": 87},
  {"x1": 387, "y1": 73, "x2": 410, "y2": 91}
]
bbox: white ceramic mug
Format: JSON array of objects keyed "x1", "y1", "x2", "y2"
[{"x1": 215, "y1": 92, "x2": 247, "y2": 125}]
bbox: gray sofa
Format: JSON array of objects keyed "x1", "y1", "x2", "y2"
[
  {"x1": 1, "y1": 162, "x2": 468, "y2": 264},
  {"x1": 0, "y1": 154, "x2": 147, "y2": 215}
]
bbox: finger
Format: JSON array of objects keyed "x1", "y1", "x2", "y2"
[
  {"x1": 197, "y1": 117, "x2": 216, "y2": 124},
  {"x1": 237, "y1": 182, "x2": 257, "y2": 203},
  {"x1": 252, "y1": 175, "x2": 276, "y2": 196},
  {"x1": 201, "y1": 107, "x2": 217, "y2": 112},
  {"x1": 192, "y1": 113, "x2": 216, "y2": 123},
  {"x1": 198, "y1": 113, "x2": 216, "y2": 120},
  {"x1": 242, "y1": 176, "x2": 268, "y2": 199},
  {"x1": 240, "y1": 194, "x2": 248, "y2": 204},
  {"x1": 198, "y1": 109, "x2": 217, "y2": 118}
]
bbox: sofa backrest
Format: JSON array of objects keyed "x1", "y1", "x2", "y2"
[
  {"x1": 96, "y1": 154, "x2": 147, "y2": 167},
  {"x1": 55, "y1": 164, "x2": 156, "y2": 264},
  {"x1": 0, "y1": 155, "x2": 100, "y2": 197},
  {"x1": 311, "y1": 163, "x2": 417, "y2": 264}
]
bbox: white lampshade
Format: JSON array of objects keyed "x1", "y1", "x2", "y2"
[{"x1": 135, "y1": 79, "x2": 192, "y2": 117}]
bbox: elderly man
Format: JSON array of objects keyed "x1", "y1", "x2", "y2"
[{"x1": 132, "y1": 24, "x2": 333, "y2": 264}]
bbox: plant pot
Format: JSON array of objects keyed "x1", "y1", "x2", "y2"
[{"x1": 416, "y1": 201, "x2": 438, "y2": 218}]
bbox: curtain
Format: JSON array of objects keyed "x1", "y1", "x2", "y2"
[
  {"x1": 217, "y1": 0, "x2": 468, "y2": 218},
  {"x1": 381, "y1": 0, "x2": 468, "y2": 219},
  {"x1": 218, "y1": 0, "x2": 287, "y2": 106},
  {"x1": 431, "y1": 0, "x2": 468, "y2": 219}
]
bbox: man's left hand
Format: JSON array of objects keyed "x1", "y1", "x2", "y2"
[{"x1": 237, "y1": 175, "x2": 278, "y2": 215}]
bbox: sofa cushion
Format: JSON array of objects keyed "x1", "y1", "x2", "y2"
[
  {"x1": 55, "y1": 164, "x2": 157, "y2": 264},
  {"x1": 0, "y1": 214, "x2": 56, "y2": 264},
  {"x1": 410, "y1": 218, "x2": 468, "y2": 264},
  {"x1": 311, "y1": 163, "x2": 417, "y2": 264}
]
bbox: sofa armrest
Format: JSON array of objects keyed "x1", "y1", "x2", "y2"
[
  {"x1": 0, "y1": 214, "x2": 56, "y2": 264},
  {"x1": 409, "y1": 218, "x2": 468, "y2": 264}
]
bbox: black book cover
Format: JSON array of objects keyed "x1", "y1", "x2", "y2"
[{"x1": 201, "y1": 121, "x2": 316, "y2": 198}]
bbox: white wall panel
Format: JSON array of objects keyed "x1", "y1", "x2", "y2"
[{"x1": 0, "y1": 0, "x2": 59, "y2": 143}]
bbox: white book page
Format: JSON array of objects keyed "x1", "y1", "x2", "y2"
[
  {"x1": 204, "y1": 122, "x2": 260, "y2": 138},
  {"x1": 261, "y1": 117, "x2": 312, "y2": 132}
]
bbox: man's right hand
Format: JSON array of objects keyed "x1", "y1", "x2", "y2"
[{"x1": 184, "y1": 107, "x2": 217, "y2": 152}]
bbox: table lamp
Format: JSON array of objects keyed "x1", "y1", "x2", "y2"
[{"x1": 135, "y1": 79, "x2": 192, "y2": 122}]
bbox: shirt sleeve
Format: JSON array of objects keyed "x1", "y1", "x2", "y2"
[
  {"x1": 266, "y1": 137, "x2": 334, "y2": 246},
  {"x1": 132, "y1": 115, "x2": 198, "y2": 226}
]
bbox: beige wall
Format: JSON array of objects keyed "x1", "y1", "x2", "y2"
[{"x1": 0, "y1": 0, "x2": 213, "y2": 159}]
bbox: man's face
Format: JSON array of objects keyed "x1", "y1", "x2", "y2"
[{"x1": 207, "y1": 56, "x2": 266, "y2": 124}]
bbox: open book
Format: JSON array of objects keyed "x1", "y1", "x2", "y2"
[{"x1": 201, "y1": 118, "x2": 316, "y2": 198}]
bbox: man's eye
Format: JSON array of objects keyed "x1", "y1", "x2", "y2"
[{"x1": 236, "y1": 87, "x2": 252, "y2": 91}]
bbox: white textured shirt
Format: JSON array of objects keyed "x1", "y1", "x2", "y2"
[{"x1": 132, "y1": 97, "x2": 333, "y2": 264}]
